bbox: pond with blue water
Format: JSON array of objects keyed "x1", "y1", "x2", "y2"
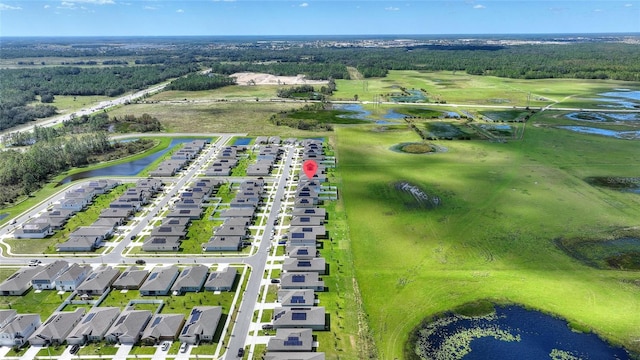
[
  {"x1": 233, "y1": 137, "x2": 252, "y2": 146},
  {"x1": 413, "y1": 305, "x2": 632, "y2": 359},
  {"x1": 58, "y1": 138, "x2": 200, "y2": 184},
  {"x1": 333, "y1": 104, "x2": 405, "y2": 125},
  {"x1": 558, "y1": 126, "x2": 640, "y2": 140},
  {"x1": 593, "y1": 89, "x2": 640, "y2": 109},
  {"x1": 565, "y1": 112, "x2": 640, "y2": 123}
]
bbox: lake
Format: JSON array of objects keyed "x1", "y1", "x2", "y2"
[
  {"x1": 558, "y1": 126, "x2": 640, "y2": 140},
  {"x1": 58, "y1": 138, "x2": 199, "y2": 184},
  {"x1": 414, "y1": 305, "x2": 631, "y2": 359}
]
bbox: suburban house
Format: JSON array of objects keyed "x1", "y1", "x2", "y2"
[
  {"x1": 290, "y1": 216, "x2": 324, "y2": 227},
  {"x1": 55, "y1": 263, "x2": 92, "y2": 291},
  {"x1": 264, "y1": 352, "x2": 325, "y2": 360},
  {"x1": 28, "y1": 308, "x2": 85, "y2": 346},
  {"x1": 13, "y1": 219, "x2": 54, "y2": 239},
  {"x1": 140, "y1": 314, "x2": 185, "y2": 345},
  {"x1": 31, "y1": 260, "x2": 69, "y2": 290},
  {"x1": 56, "y1": 236, "x2": 101, "y2": 252},
  {"x1": 291, "y1": 207, "x2": 326, "y2": 219},
  {"x1": 142, "y1": 236, "x2": 182, "y2": 252},
  {"x1": 66, "y1": 307, "x2": 120, "y2": 345},
  {"x1": 282, "y1": 258, "x2": 327, "y2": 275},
  {"x1": 277, "y1": 289, "x2": 316, "y2": 307},
  {"x1": 105, "y1": 310, "x2": 152, "y2": 345},
  {"x1": 0, "y1": 314, "x2": 41, "y2": 347},
  {"x1": 69, "y1": 226, "x2": 113, "y2": 242},
  {"x1": 204, "y1": 267, "x2": 237, "y2": 292},
  {"x1": 59, "y1": 198, "x2": 87, "y2": 212},
  {"x1": 99, "y1": 207, "x2": 134, "y2": 220},
  {"x1": 219, "y1": 207, "x2": 255, "y2": 219},
  {"x1": 0, "y1": 266, "x2": 41, "y2": 296},
  {"x1": 286, "y1": 246, "x2": 319, "y2": 260},
  {"x1": 289, "y1": 226, "x2": 327, "y2": 240},
  {"x1": 267, "y1": 328, "x2": 314, "y2": 352},
  {"x1": 150, "y1": 225, "x2": 187, "y2": 239},
  {"x1": 140, "y1": 266, "x2": 180, "y2": 296},
  {"x1": 170, "y1": 265, "x2": 208, "y2": 295},
  {"x1": 136, "y1": 178, "x2": 163, "y2": 193},
  {"x1": 0, "y1": 310, "x2": 16, "y2": 329},
  {"x1": 167, "y1": 208, "x2": 203, "y2": 220},
  {"x1": 45, "y1": 209, "x2": 74, "y2": 229},
  {"x1": 86, "y1": 179, "x2": 119, "y2": 195},
  {"x1": 178, "y1": 306, "x2": 222, "y2": 345},
  {"x1": 162, "y1": 217, "x2": 191, "y2": 227},
  {"x1": 280, "y1": 273, "x2": 324, "y2": 292},
  {"x1": 272, "y1": 307, "x2": 326, "y2": 330},
  {"x1": 76, "y1": 266, "x2": 121, "y2": 296},
  {"x1": 112, "y1": 266, "x2": 149, "y2": 290},
  {"x1": 202, "y1": 235, "x2": 243, "y2": 252},
  {"x1": 213, "y1": 223, "x2": 249, "y2": 239}
]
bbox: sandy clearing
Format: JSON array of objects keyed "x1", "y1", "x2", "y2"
[{"x1": 230, "y1": 72, "x2": 328, "y2": 86}]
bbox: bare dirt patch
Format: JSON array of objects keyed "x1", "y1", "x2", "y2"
[{"x1": 230, "y1": 72, "x2": 329, "y2": 86}]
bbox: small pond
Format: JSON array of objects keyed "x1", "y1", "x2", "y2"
[
  {"x1": 333, "y1": 104, "x2": 403, "y2": 125},
  {"x1": 390, "y1": 89, "x2": 427, "y2": 103},
  {"x1": 414, "y1": 305, "x2": 631, "y2": 359},
  {"x1": 58, "y1": 138, "x2": 199, "y2": 184},
  {"x1": 594, "y1": 90, "x2": 640, "y2": 109},
  {"x1": 233, "y1": 137, "x2": 252, "y2": 146},
  {"x1": 558, "y1": 126, "x2": 640, "y2": 140},
  {"x1": 565, "y1": 112, "x2": 640, "y2": 122}
]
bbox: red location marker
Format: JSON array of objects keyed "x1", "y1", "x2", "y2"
[{"x1": 303, "y1": 160, "x2": 318, "y2": 179}]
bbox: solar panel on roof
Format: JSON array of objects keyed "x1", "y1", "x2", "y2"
[
  {"x1": 292, "y1": 233, "x2": 304, "y2": 239},
  {"x1": 291, "y1": 296, "x2": 305, "y2": 304},
  {"x1": 190, "y1": 309, "x2": 201, "y2": 322},
  {"x1": 291, "y1": 312, "x2": 307, "y2": 321},
  {"x1": 298, "y1": 249, "x2": 308, "y2": 255},
  {"x1": 298, "y1": 261, "x2": 311, "y2": 267},
  {"x1": 284, "y1": 336, "x2": 303, "y2": 346},
  {"x1": 304, "y1": 209, "x2": 314, "y2": 214},
  {"x1": 114, "y1": 315, "x2": 126, "y2": 327},
  {"x1": 302, "y1": 227, "x2": 312, "y2": 232},
  {"x1": 180, "y1": 209, "x2": 189, "y2": 214},
  {"x1": 83, "y1": 313, "x2": 96, "y2": 323},
  {"x1": 151, "y1": 317, "x2": 162, "y2": 327},
  {"x1": 148, "y1": 272, "x2": 159, "y2": 281},
  {"x1": 292, "y1": 275, "x2": 305, "y2": 283},
  {"x1": 301, "y1": 218, "x2": 310, "y2": 222},
  {"x1": 181, "y1": 269, "x2": 190, "y2": 277}
]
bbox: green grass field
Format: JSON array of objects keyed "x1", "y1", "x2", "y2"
[
  {"x1": 334, "y1": 70, "x2": 640, "y2": 108},
  {"x1": 336, "y1": 109, "x2": 640, "y2": 358}
]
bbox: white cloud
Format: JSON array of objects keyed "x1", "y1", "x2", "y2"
[
  {"x1": 44, "y1": 4, "x2": 51, "y2": 8},
  {"x1": 473, "y1": 4, "x2": 485, "y2": 9},
  {"x1": 385, "y1": 6, "x2": 399, "y2": 11},
  {"x1": 73, "y1": 0, "x2": 115, "y2": 4},
  {"x1": 58, "y1": 1, "x2": 76, "y2": 9},
  {"x1": 624, "y1": 3, "x2": 632, "y2": 6},
  {"x1": 0, "y1": 2, "x2": 22, "y2": 10},
  {"x1": 176, "y1": 8, "x2": 184, "y2": 13},
  {"x1": 144, "y1": 5, "x2": 157, "y2": 10},
  {"x1": 299, "y1": 2, "x2": 308, "y2": 7},
  {"x1": 593, "y1": 8, "x2": 602, "y2": 12}
]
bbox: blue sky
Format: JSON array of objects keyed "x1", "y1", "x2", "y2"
[{"x1": 1, "y1": 0, "x2": 639, "y2": 37}]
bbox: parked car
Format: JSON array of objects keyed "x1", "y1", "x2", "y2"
[
  {"x1": 237, "y1": 348, "x2": 245, "y2": 357},
  {"x1": 261, "y1": 324, "x2": 273, "y2": 330},
  {"x1": 135, "y1": 259, "x2": 146, "y2": 265},
  {"x1": 70, "y1": 344, "x2": 80, "y2": 355},
  {"x1": 179, "y1": 343, "x2": 188, "y2": 353},
  {"x1": 28, "y1": 259, "x2": 41, "y2": 267},
  {"x1": 270, "y1": 278, "x2": 280, "y2": 284},
  {"x1": 161, "y1": 341, "x2": 170, "y2": 351}
]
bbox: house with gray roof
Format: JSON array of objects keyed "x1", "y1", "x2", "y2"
[
  {"x1": 76, "y1": 266, "x2": 121, "y2": 295},
  {"x1": 31, "y1": 260, "x2": 69, "y2": 290},
  {"x1": 105, "y1": 310, "x2": 152, "y2": 345},
  {"x1": 66, "y1": 307, "x2": 120, "y2": 345},
  {"x1": 0, "y1": 310, "x2": 17, "y2": 329},
  {"x1": 0, "y1": 266, "x2": 40, "y2": 296},
  {"x1": 14, "y1": 219, "x2": 54, "y2": 239},
  {"x1": 69, "y1": 226, "x2": 113, "y2": 241},
  {"x1": 0, "y1": 314, "x2": 41, "y2": 347},
  {"x1": 167, "y1": 207, "x2": 203, "y2": 220},
  {"x1": 291, "y1": 207, "x2": 326, "y2": 219},
  {"x1": 289, "y1": 225, "x2": 327, "y2": 240},
  {"x1": 140, "y1": 266, "x2": 180, "y2": 296},
  {"x1": 112, "y1": 266, "x2": 149, "y2": 290},
  {"x1": 204, "y1": 267, "x2": 237, "y2": 291},
  {"x1": 87, "y1": 179, "x2": 119, "y2": 195},
  {"x1": 202, "y1": 236, "x2": 243, "y2": 252},
  {"x1": 59, "y1": 198, "x2": 87, "y2": 212},
  {"x1": 151, "y1": 225, "x2": 186, "y2": 239},
  {"x1": 204, "y1": 166, "x2": 232, "y2": 176},
  {"x1": 280, "y1": 273, "x2": 324, "y2": 292},
  {"x1": 171, "y1": 265, "x2": 208, "y2": 294},
  {"x1": 56, "y1": 236, "x2": 100, "y2": 252},
  {"x1": 55, "y1": 263, "x2": 92, "y2": 291},
  {"x1": 265, "y1": 352, "x2": 325, "y2": 360},
  {"x1": 142, "y1": 236, "x2": 182, "y2": 252},
  {"x1": 141, "y1": 313, "x2": 185, "y2": 345},
  {"x1": 28, "y1": 308, "x2": 85, "y2": 346},
  {"x1": 178, "y1": 306, "x2": 222, "y2": 345},
  {"x1": 214, "y1": 223, "x2": 249, "y2": 238},
  {"x1": 219, "y1": 207, "x2": 255, "y2": 219},
  {"x1": 92, "y1": 217, "x2": 123, "y2": 229},
  {"x1": 278, "y1": 289, "x2": 315, "y2": 307},
  {"x1": 286, "y1": 246, "x2": 318, "y2": 260},
  {"x1": 283, "y1": 258, "x2": 326, "y2": 275},
  {"x1": 136, "y1": 178, "x2": 163, "y2": 192},
  {"x1": 290, "y1": 216, "x2": 324, "y2": 227},
  {"x1": 272, "y1": 307, "x2": 326, "y2": 331},
  {"x1": 267, "y1": 328, "x2": 314, "y2": 352},
  {"x1": 99, "y1": 207, "x2": 134, "y2": 220},
  {"x1": 246, "y1": 162, "x2": 273, "y2": 176},
  {"x1": 230, "y1": 196, "x2": 259, "y2": 208},
  {"x1": 162, "y1": 217, "x2": 191, "y2": 227}
]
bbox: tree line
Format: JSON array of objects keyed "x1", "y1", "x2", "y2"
[{"x1": 166, "y1": 73, "x2": 236, "y2": 91}]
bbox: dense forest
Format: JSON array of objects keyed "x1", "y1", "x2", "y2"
[
  {"x1": 0, "y1": 64, "x2": 196, "y2": 130},
  {"x1": 2, "y1": 40, "x2": 640, "y2": 131},
  {"x1": 166, "y1": 73, "x2": 236, "y2": 91}
]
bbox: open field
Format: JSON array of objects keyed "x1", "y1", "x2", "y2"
[
  {"x1": 334, "y1": 70, "x2": 640, "y2": 108},
  {"x1": 106, "y1": 101, "x2": 330, "y2": 137},
  {"x1": 148, "y1": 85, "x2": 281, "y2": 101},
  {"x1": 336, "y1": 110, "x2": 640, "y2": 358}
]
